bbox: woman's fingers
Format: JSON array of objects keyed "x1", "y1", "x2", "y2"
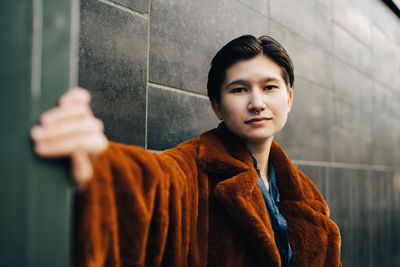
[
  {"x1": 71, "y1": 151, "x2": 93, "y2": 190},
  {"x1": 33, "y1": 130, "x2": 108, "y2": 158},
  {"x1": 59, "y1": 87, "x2": 91, "y2": 106},
  {"x1": 39, "y1": 103, "x2": 93, "y2": 126},
  {"x1": 32, "y1": 117, "x2": 103, "y2": 142}
]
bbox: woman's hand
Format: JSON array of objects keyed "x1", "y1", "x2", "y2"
[{"x1": 30, "y1": 87, "x2": 108, "y2": 189}]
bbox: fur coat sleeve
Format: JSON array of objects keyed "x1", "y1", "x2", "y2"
[
  {"x1": 73, "y1": 124, "x2": 341, "y2": 267},
  {"x1": 73, "y1": 140, "x2": 202, "y2": 266}
]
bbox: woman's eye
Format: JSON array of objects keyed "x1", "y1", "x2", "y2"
[
  {"x1": 231, "y1": 88, "x2": 246, "y2": 93},
  {"x1": 264, "y1": 85, "x2": 277, "y2": 90}
]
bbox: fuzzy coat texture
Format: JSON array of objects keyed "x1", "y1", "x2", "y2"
[{"x1": 74, "y1": 123, "x2": 341, "y2": 267}]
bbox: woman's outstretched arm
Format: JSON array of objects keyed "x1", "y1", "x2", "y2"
[{"x1": 30, "y1": 88, "x2": 201, "y2": 266}]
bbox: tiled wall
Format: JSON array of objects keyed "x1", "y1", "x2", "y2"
[{"x1": 79, "y1": 0, "x2": 400, "y2": 265}]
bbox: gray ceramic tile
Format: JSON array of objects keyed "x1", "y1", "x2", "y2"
[
  {"x1": 110, "y1": 0, "x2": 149, "y2": 13},
  {"x1": 269, "y1": 0, "x2": 333, "y2": 52},
  {"x1": 79, "y1": 0, "x2": 148, "y2": 145},
  {"x1": 371, "y1": 83, "x2": 396, "y2": 166},
  {"x1": 373, "y1": 83, "x2": 398, "y2": 117},
  {"x1": 371, "y1": 25, "x2": 400, "y2": 91},
  {"x1": 315, "y1": 0, "x2": 331, "y2": 9},
  {"x1": 369, "y1": 0, "x2": 400, "y2": 45},
  {"x1": 332, "y1": 58, "x2": 372, "y2": 108},
  {"x1": 149, "y1": 0, "x2": 269, "y2": 94},
  {"x1": 349, "y1": 169, "x2": 371, "y2": 266},
  {"x1": 325, "y1": 168, "x2": 350, "y2": 266},
  {"x1": 325, "y1": 168, "x2": 350, "y2": 221},
  {"x1": 325, "y1": 167, "x2": 400, "y2": 266},
  {"x1": 147, "y1": 86, "x2": 219, "y2": 150},
  {"x1": 268, "y1": 20, "x2": 334, "y2": 89},
  {"x1": 331, "y1": 126, "x2": 362, "y2": 164},
  {"x1": 238, "y1": 0, "x2": 268, "y2": 16},
  {"x1": 332, "y1": 0, "x2": 372, "y2": 46},
  {"x1": 331, "y1": 63, "x2": 374, "y2": 165},
  {"x1": 394, "y1": 119, "x2": 400, "y2": 166},
  {"x1": 295, "y1": 165, "x2": 328, "y2": 197},
  {"x1": 332, "y1": 24, "x2": 372, "y2": 75},
  {"x1": 371, "y1": 113, "x2": 395, "y2": 166},
  {"x1": 293, "y1": 165, "x2": 400, "y2": 266},
  {"x1": 367, "y1": 170, "x2": 398, "y2": 266},
  {"x1": 276, "y1": 77, "x2": 333, "y2": 162}
]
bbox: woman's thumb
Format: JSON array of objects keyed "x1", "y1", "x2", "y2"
[{"x1": 71, "y1": 151, "x2": 93, "y2": 190}]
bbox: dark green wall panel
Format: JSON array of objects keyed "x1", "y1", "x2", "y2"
[{"x1": 1, "y1": 0, "x2": 78, "y2": 265}]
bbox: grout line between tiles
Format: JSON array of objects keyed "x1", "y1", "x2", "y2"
[
  {"x1": 293, "y1": 159, "x2": 394, "y2": 172},
  {"x1": 98, "y1": 0, "x2": 149, "y2": 19},
  {"x1": 148, "y1": 82, "x2": 209, "y2": 99}
]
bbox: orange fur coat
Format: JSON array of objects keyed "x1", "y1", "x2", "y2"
[{"x1": 74, "y1": 123, "x2": 341, "y2": 266}]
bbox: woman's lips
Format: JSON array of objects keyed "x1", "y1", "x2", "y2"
[{"x1": 245, "y1": 117, "x2": 272, "y2": 124}]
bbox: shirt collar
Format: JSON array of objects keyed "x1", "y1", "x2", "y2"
[{"x1": 249, "y1": 151, "x2": 280, "y2": 203}]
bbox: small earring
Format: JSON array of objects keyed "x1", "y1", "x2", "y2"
[{"x1": 219, "y1": 114, "x2": 223, "y2": 120}]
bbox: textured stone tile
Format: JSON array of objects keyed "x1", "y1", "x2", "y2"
[
  {"x1": 372, "y1": 25, "x2": 400, "y2": 91},
  {"x1": 332, "y1": 24, "x2": 372, "y2": 75},
  {"x1": 79, "y1": 0, "x2": 148, "y2": 145},
  {"x1": 269, "y1": 0, "x2": 333, "y2": 52},
  {"x1": 291, "y1": 166, "x2": 400, "y2": 266},
  {"x1": 371, "y1": 82, "x2": 396, "y2": 166},
  {"x1": 397, "y1": 52, "x2": 400, "y2": 92},
  {"x1": 369, "y1": 0, "x2": 400, "y2": 45},
  {"x1": 371, "y1": 113, "x2": 395, "y2": 166},
  {"x1": 298, "y1": 166, "x2": 400, "y2": 265},
  {"x1": 333, "y1": 59, "x2": 365, "y2": 105},
  {"x1": 331, "y1": 121, "x2": 355, "y2": 164},
  {"x1": 147, "y1": 86, "x2": 219, "y2": 150},
  {"x1": 348, "y1": 169, "x2": 372, "y2": 266},
  {"x1": 276, "y1": 77, "x2": 333, "y2": 162},
  {"x1": 149, "y1": 0, "x2": 269, "y2": 94},
  {"x1": 110, "y1": 0, "x2": 149, "y2": 13},
  {"x1": 331, "y1": 59, "x2": 375, "y2": 165},
  {"x1": 295, "y1": 165, "x2": 328, "y2": 196},
  {"x1": 238, "y1": 0, "x2": 268, "y2": 16},
  {"x1": 332, "y1": 98, "x2": 356, "y2": 132},
  {"x1": 332, "y1": 59, "x2": 374, "y2": 139},
  {"x1": 373, "y1": 83, "x2": 398, "y2": 118},
  {"x1": 333, "y1": 0, "x2": 372, "y2": 46},
  {"x1": 367, "y1": 170, "x2": 398, "y2": 266},
  {"x1": 394, "y1": 119, "x2": 400, "y2": 167},
  {"x1": 268, "y1": 20, "x2": 333, "y2": 88},
  {"x1": 331, "y1": 125, "x2": 371, "y2": 164},
  {"x1": 324, "y1": 168, "x2": 400, "y2": 266},
  {"x1": 316, "y1": 0, "x2": 331, "y2": 9},
  {"x1": 325, "y1": 168, "x2": 351, "y2": 265}
]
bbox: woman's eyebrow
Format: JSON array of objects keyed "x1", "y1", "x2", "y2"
[
  {"x1": 260, "y1": 77, "x2": 280, "y2": 83},
  {"x1": 226, "y1": 77, "x2": 280, "y2": 87},
  {"x1": 226, "y1": 79, "x2": 248, "y2": 87}
]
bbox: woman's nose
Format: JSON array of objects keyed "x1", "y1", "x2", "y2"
[{"x1": 248, "y1": 90, "x2": 266, "y2": 113}]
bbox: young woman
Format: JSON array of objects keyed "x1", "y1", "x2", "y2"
[{"x1": 31, "y1": 35, "x2": 341, "y2": 266}]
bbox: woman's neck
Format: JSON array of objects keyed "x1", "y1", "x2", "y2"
[{"x1": 246, "y1": 138, "x2": 273, "y2": 190}]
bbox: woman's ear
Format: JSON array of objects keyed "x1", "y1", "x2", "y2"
[
  {"x1": 287, "y1": 88, "x2": 293, "y2": 113},
  {"x1": 211, "y1": 98, "x2": 223, "y2": 120}
]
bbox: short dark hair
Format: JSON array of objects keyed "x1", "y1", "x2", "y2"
[{"x1": 207, "y1": 35, "x2": 294, "y2": 102}]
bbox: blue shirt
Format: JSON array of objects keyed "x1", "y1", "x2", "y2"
[{"x1": 250, "y1": 154, "x2": 292, "y2": 267}]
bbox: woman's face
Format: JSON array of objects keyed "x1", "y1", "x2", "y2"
[{"x1": 211, "y1": 55, "x2": 293, "y2": 145}]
